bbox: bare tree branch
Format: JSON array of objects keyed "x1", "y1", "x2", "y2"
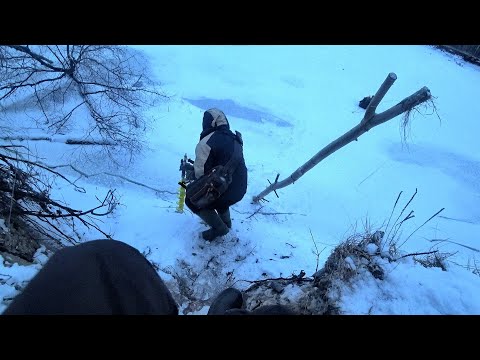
[
  {"x1": 253, "y1": 73, "x2": 432, "y2": 203},
  {"x1": 42, "y1": 162, "x2": 177, "y2": 195},
  {"x1": 1, "y1": 135, "x2": 116, "y2": 146},
  {"x1": 0, "y1": 146, "x2": 118, "y2": 256},
  {"x1": 8, "y1": 46, "x2": 56, "y2": 67},
  {"x1": 398, "y1": 250, "x2": 439, "y2": 259},
  {"x1": 0, "y1": 45, "x2": 170, "y2": 158},
  {"x1": 363, "y1": 72, "x2": 397, "y2": 122}
]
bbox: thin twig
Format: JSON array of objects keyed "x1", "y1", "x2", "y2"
[
  {"x1": 246, "y1": 206, "x2": 265, "y2": 219},
  {"x1": 233, "y1": 207, "x2": 305, "y2": 217},
  {"x1": 398, "y1": 250, "x2": 439, "y2": 259},
  {"x1": 44, "y1": 163, "x2": 177, "y2": 195},
  {"x1": 398, "y1": 208, "x2": 445, "y2": 249},
  {"x1": 6, "y1": 156, "x2": 18, "y2": 236},
  {"x1": 357, "y1": 160, "x2": 388, "y2": 187},
  {"x1": 310, "y1": 228, "x2": 324, "y2": 274},
  {"x1": 1, "y1": 154, "x2": 86, "y2": 193},
  {"x1": 259, "y1": 211, "x2": 306, "y2": 216},
  {"x1": 233, "y1": 274, "x2": 314, "y2": 290},
  {"x1": 0, "y1": 274, "x2": 12, "y2": 281}
]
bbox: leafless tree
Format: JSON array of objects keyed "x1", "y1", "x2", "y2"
[
  {"x1": 0, "y1": 144, "x2": 118, "y2": 261},
  {"x1": 0, "y1": 45, "x2": 168, "y2": 260},
  {"x1": 0, "y1": 45, "x2": 168, "y2": 155}
]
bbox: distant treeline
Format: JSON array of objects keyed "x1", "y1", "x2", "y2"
[
  {"x1": 446, "y1": 45, "x2": 480, "y2": 58},
  {"x1": 438, "y1": 45, "x2": 480, "y2": 66}
]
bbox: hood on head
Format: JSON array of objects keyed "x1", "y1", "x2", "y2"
[{"x1": 202, "y1": 108, "x2": 230, "y2": 131}]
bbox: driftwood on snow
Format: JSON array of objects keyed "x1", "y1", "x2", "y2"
[
  {"x1": 252, "y1": 73, "x2": 432, "y2": 203},
  {"x1": 1, "y1": 136, "x2": 116, "y2": 146}
]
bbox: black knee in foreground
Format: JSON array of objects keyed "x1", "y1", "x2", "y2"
[
  {"x1": 2, "y1": 240, "x2": 179, "y2": 315},
  {"x1": 2, "y1": 240, "x2": 296, "y2": 315}
]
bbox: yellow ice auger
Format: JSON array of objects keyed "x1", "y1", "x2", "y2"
[{"x1": 176, "y1": 154, "x2": 193, "y2": 213}]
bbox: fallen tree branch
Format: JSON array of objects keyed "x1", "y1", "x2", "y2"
[
  {"x1": 363, "y1": 72, "x2": 397, "y2": 122},
  {"x1": 65, "y1": 139, "x2": 116, "y2": 146},
  {"x1": 0, "y1": 148, "x2": 117, "y2": 254},
  {"x1": 398, "y1": 250, "x2": 439, "y2": 259},
  {"x1": 39, "y1": 163, "x2": 177, "y2": 195},
  {"x1": 1, "y1": 136, "x2": 116, "y2": 146},
  {"x1": 253, "y1": 73, "x2": 432, "y2": 203},
  {"x1": 246, "y1": 206, "x2": 265, "y2": 219},
  {"x1": 1, "y1": 45, "x2": 169, "y2": 157},
  {"x1": 1, "y1": 153, "x2": 86, "y2": 193},
  {"x1": 235, "y1": 273, "x2": 314, "y2": 291},
  {"x1": 231, "y1": 207, "x2": 306, "y2": 217},
  {"x1": 15, "y1": 190, "x2": 117, "y2": 218},
  {"x1": 259, "y1": 212, "x2": 306, "y2": 216},
  {"x1": 2, "y1": 136, "x2": 52, "y2": 142},
  {"x1": 0, "y1": 172, "x2": 117, "y2": 242}
]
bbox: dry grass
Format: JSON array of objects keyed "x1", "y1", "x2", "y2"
[
  {"x1": 414, "y1": 251, "x2": 452, "y2": 271},
  {"x1": 240, "y1": 189, "x2": 456, "y2": 315},
  {"x1": 241, "y1": 229, "x2": 388, "y2": 315}
]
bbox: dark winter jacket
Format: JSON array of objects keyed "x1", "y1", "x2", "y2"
[{"x1": 190, "y1": 108, "x2": 247, "y2": 211}]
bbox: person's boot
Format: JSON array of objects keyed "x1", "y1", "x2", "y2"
[
  {"x1": 217, "y1": 208, "x2": 232, "y2": 229},
  {"x1": 197, "y1": 209, "x2": 229, "y2": 241},
  {"x1": 207, "y1": 288, "x2": 244, "y2": 315}
]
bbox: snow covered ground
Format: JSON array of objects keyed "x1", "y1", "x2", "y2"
[{"x1": 1, "y1": 45, "x2": 479, "y2": 314}]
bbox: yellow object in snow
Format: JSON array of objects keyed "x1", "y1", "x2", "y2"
[
  {"x1": 176, "y1": 179, "x2": 186, "y2": 213},
  {"x1": 176, "y1": 153, "x2": 189, "y2": 213}
]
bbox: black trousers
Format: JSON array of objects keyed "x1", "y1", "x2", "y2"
[{"x1": 2, "y1": 240, "x2": 179, "y2": 315}]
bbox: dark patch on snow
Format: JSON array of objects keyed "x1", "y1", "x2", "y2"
[{"x1": 184, "y1": 97, "x2": 293, "y2": 128}]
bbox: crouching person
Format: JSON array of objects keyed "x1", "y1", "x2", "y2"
[{"x1": 185, "y1": 108, "x2": 247, "y2": 241}]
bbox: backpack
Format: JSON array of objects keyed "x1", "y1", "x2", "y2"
[{"x1": 186, "y1": 131, "x2": 243, "y2": 210}]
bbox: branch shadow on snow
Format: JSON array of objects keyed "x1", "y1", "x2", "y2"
[{"x1": 386, "y1": 142, "x2": 480, "y2": 224}]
